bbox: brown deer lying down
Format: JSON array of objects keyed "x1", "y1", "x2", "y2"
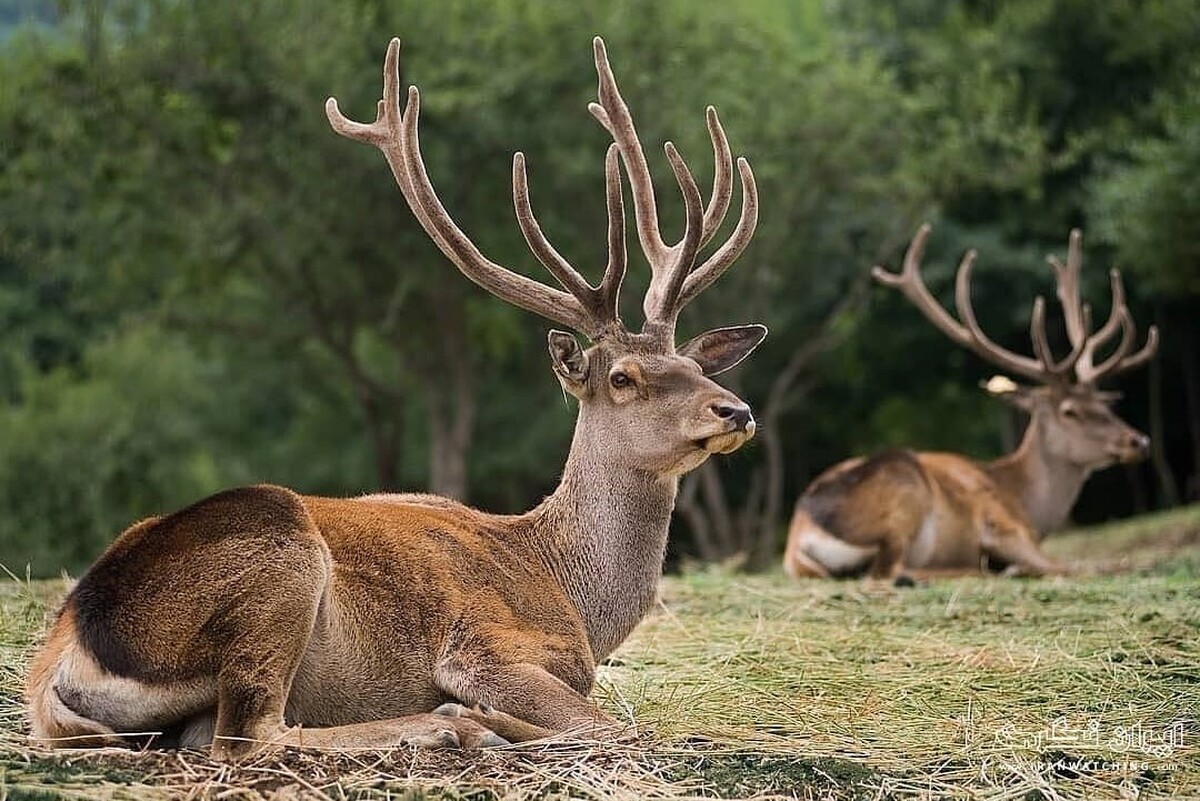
[
  {"x1": 26, "y1": 37, "x2": 766, "y2": 759},
  {"x1": 784, "y1": 225, "x2": 1157, "y2": 582}
]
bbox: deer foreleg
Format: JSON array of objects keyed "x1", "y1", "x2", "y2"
[
  {"x1": 434, "y1": 659, "x2": 621, "y2": 741},
  {"x1": 980, "y1": 520, "x2": 1071, "y2": 577}
]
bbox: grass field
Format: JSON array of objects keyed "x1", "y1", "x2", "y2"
[{"x1": 1, "y1": 506, "x2": 1197, "y2": 800}]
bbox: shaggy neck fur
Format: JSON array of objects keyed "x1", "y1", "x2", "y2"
[
  {"x1": 986, "y1": 415, "x2": 1090, "y2": 537},
  {"x1": 520, "y1": 406, "x2": 679, "y2": 661}
]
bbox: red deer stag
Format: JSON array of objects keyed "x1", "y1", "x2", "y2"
[
  {"x1": 784, "y1": 224, "x2": 1157, "y2": 582},
  {"x1": 27, "y1": 37, "x2": 764, "y2": 758}
]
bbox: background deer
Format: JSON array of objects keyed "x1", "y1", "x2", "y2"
[
  {"x1": 784, "y1": 224, "x2": 1157, "y2": 581},
  {"x1": 26, "y1": 37, "x2": 765, "y2": 758}
]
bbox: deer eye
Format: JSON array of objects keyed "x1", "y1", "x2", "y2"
[
  {"x1": 1061, "y1": 405, "x2": 1080, "y2": 419},
  {"x1": 610, "y1": 371, "x2": 632, "y2": 389}
]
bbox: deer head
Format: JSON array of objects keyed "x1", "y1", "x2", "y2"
[
  {"x1": 326, "y1": 38, "x2": 764, "y2": 479},
  {"x1": 874, "y1": 225, "x2": 1158, "y2": 470}
]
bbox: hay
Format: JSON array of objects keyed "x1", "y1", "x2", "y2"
[{"x1": 2, "y1": 507, "x2": 1197, "y2": 799}]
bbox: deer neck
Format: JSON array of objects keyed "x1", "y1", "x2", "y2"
[
  {"x1": 985, "y1": 418, "x2": 1090, "y2": 537},
  {"x1": 521, "y1": 409, "x2": 678, "y2": 662}
]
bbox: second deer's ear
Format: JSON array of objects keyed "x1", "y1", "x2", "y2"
[
  {"x1": 677, "y1": 324, "x2": 768, "y2": 376},
  {"x1": 548, "y1": 329, "x2": 590, "y2": 396},
  {"x1": 981, "y1": 375, "x2": 1037, "y2": 412}
]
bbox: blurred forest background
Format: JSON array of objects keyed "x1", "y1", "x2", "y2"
[{"x1": 1, "y1": 0, "x2": 1197, "y2": 576}]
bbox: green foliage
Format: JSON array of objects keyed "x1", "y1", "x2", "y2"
[
  {"x1": 0, "y1": 327, "x2": 228, "y2": 572},
  {"x1": 0, "y1": 0, "x2": 1197, "y2": 573},
  {"x1": 1090, "y1": 76, "x2": 1200, "y2": 295}
]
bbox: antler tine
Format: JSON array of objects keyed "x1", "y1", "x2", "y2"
[
  {"x1": 676, "y1": 158, "x2": 759, "y2": 310},
  {"x1": 1048, "y1": 228, "x2": 1088, "y2": 349},
  {"x1": 1106, "y1": 323, "x2": 1160, "y2": 376},
  {"x1": 589, "y1": 37, "x2": 670, "y2": 270},
  {"x1": 874, "y1": 224, "x2": 1050, "y2": 383},
  {"x1": 953, "y1": 254, "x2": 1050, "y2": 381},
  {"x1": 1031, "y1": 296, "x2": 1091, "y2": 379},
  {"x1": 325, "y1": 38, "x2": 403, "y2": 147},
  {"x1": 872, "y1": 224, "x2": 976, "y2": 352},
  {"x1": 512, "y1": 153, "x2": 600, "y2": 303},
  {"x1": 328, "y1": 39, "x2": 600, "y2": 335},
  {"x1": 511, "y1": 146, "x2": 630, "y2": 331},
  {"x1": 700, "y1": 106, "x2": 733, "y2": 248},
  {"x1": 588, "y1": 37, "x2": 756, "y2": 338},
  {"x1": 1079, "y1": 307, "x2": 1136, "y2": 382},
  {"x1": 1076, "y1": 277, "x2": 1160, "y2": 384},
  {"x1": 642, "y1": 141, "x2": 704, "y2": 323},
  {"x1": 599, "y1": 143, "x2": 628, "y2": 322},
  {"x1": 1075, "y1": 267, "x2": 1159, "y2": 383}
]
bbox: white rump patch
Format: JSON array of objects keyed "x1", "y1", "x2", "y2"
[
  {"x1": 51, "y1": 641, "x2": 216, "y2": 735},
  {"x1": 796, "y1": 524, "x2": 875, "y2": 575}
]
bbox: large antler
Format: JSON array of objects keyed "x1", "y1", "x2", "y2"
[
  {"x1": 588, "y1": 38, "x2": 758, "y2": 344},
  {"x1": 325, "y1": 38, "x2": 626, "y2": 339},
  {"x1": 873, "y1": 224, "x2": 1159, "y2": 386},
  {"x1": 1046, "y1": 229, "x2": 1159, "y2": 385},
  {"x1": 325, "y1": 38, "x2": 758, "y2": 347}
]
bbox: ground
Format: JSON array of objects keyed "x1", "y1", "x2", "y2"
[{"x1": 1, "y1": 506, "x2": 1197, "y2": 800}]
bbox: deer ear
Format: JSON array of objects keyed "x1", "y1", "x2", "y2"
[
  {"x1": 548, "y1": 329, "x2": 589, "y2": 395},
  {"x1": 677, "y1": 324, "x2": 767, "y2": 376},
  {"x1": 981, "y1": 375, "x2": 1037, "y2": 412}
]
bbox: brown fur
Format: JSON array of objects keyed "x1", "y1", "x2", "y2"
[
  {"x1": 28, "y1": 338, "x2": 760, "y2": 758},
  {"x1": 785, "y1": 387, "x2": 1150, "y2": 582}
]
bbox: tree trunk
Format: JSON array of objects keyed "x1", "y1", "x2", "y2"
[
  {"x1": 426, "y1": 364, "x2": 474, "y2": 500},
  {"x1": 677, "y1": 473, "x2": 722, "y2": 563},
  {"x1": 747, "y1": 411, "x2": 788, "y2": 570},
  {"x1": 1148, "y1": 341, "x2": 1180, "y2": 508},
  {"x1": 1181, "y1": 315, "x2": 1200, "y2": 501},
  {"x1": 423, "y1": 287, "x2": 475, "y2": 500},
  {"x1": 354, "y1": 383, "x2": 402, "y2": 490}
]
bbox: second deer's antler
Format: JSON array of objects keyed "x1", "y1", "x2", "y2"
[
  {"x1": 873, "y1": 224, "x2": 1158, "y2": 386},
  {"x1": 1046, "y1": 229, "x2": 1158, "y2": 385}
]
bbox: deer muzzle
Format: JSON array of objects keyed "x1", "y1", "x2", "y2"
[
  {"x1": 1113, "y1": 431, "x2": 1151, "y2": 463},
  {"x1": 700, "y1": 408, "x2": 756, "y2": 454}
]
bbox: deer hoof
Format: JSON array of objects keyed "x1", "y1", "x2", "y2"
[
  {"x1": 893, "y1": 574, "x2": 917, "y2": 588},
  {"x1": 434, "y1": 702, "x2": 467, "y2": 718},
  {"x1": 413, "y1": 728, "x2": 461, "y2": 748}
]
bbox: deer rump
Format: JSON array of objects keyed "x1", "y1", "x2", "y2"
[{"x1": 790, "y1": 450, "x2": 1025, "y2": 578}]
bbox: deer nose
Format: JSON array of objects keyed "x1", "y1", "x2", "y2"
[
  {"x1": 1130, "y1": 432, "x2": 1151, "y2": 456},
  {"x1": 711, "y1": 402, "x2": 753, "y2": 432}
]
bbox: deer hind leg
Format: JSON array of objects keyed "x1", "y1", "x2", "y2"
[
  {"x1": 207, "y1": 565, "x2": 332, "y2": 760},
  {"x1": 268, "y1": 713, "x2": 507, "y2": 751},
  {"x1": 206, "y1": 559, "x2": 509, "y2": 757},
  {"x1": 866, "y1": 536, "x2": 908, "y2": 581}
]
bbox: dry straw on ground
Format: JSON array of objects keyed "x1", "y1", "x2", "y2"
[{"x1": 1, "y1": 506, "x2": 1197, "y2": 799}]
